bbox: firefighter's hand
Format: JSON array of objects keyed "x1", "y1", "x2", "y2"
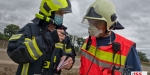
[
  {"x1": 60, "y1": 56, "x2": 73, "y2": 70},
  {"x1": 57, "y1": 29, "x2": 65, "y2": 42}
]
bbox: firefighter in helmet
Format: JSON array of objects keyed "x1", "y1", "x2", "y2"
[
  {"x1": 80, "y1": 0, "x2": 141, "y2": 75},
  {"x1": 7, "y1": 0, "x2": 76, "y2": 75}
]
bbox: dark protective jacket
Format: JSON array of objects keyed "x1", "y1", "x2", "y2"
[{"x1": 7, "y1": 18, "x2": 76, "y2": 75}]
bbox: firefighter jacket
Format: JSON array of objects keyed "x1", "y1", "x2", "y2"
[{"x1": 7, "y1": 19, "x2": 76, "y2": 75}]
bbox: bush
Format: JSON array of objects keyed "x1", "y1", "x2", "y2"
[{"x1": 0, "y1": 32, "x2": 10, "y2": 41}]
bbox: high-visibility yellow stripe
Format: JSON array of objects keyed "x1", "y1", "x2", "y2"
[
  {"x1": 9, "y1": 37, "x2": 20, "y2": 40},
  {"x1": 55, "y1": 46, "x2": 63, "y2": 49},
  {"x1": 55, "y1": 43, "x2": 64, "y2": 46},
  {"x1": 82, "y1": 43, "x2": 126, "y2": 65},
  {"x1": 9, "y1": 34, "x2": 23, "y2": 41},
  {"x1": 81, "y1": 51, "x2": 124, "y2": 72},
  {"x1": 32, "y1": 38, "x2": 43, "y2": 56},
  {"x1": 25, "y1": 38, "x2": 30, "y2": 41},
  {"x1": 55, "y1": 43, "x2": 64, "y2": 49},
  {"x1": 21, "y1": 63, "x2": 29, "y2": 75},
  {"x1": 65, "y1": 48, "x2": 72, "y2": 53},
  {"x1": 24, "y1": 42, "x2": 37, "y2": 60},
  {"x1": 24, "y1": 38, "x2": 43, "y2": 60},
  {"x1": 54, "y1": 56, "x2": 56, "y2": 62}
]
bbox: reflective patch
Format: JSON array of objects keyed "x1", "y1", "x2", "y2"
[
  {"x1": 9, "y1": 34, "x2": 23, "y2": 41},
  {"x1": 55, "y1": 43, "x2": 64, "y2": 49},
  {"x1": 24, "y1": 38, "x2": 43, "y2": 60},
  {"x1": 81, "y1": 50, "x2": 124, "y2": 72},
  {"x1": 21, "y1": 63, "x2": 29, "y2": 75},
  {"x1": 65, "y1": 48, "x2": 72, "y2": 53},
  {"x1": 81, "y1": 43, "x2": 126, "y2": 65}
]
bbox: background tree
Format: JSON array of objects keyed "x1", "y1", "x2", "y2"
[
  {"x1": 68, "y1": 34, "x2": 86, "y2": 55},
  {"x1": 138, "y1": 51, "x2": 149, "y2": 62},
  {"x1": 76, "y1": 37, "x2": 85, "y2": 50},
  {"x1": 0, "y1": 32, "x2": 4, "y2": 40},
  {"x1": 4, "y1": 24, "x2": 20, "y2": 37}
]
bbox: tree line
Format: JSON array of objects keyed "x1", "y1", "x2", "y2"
[
  {"x1": 0, "y1": 24, "x2": 20, "y2": 40},
  {"x1": 0, "y1": 24, "x2": 149, "y2": 62}
]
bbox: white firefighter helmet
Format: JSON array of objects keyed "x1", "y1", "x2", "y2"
[{"x1": 82, "y1": 0, "x2": 124, "y2": 31}]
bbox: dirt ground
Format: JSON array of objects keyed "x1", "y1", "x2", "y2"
[
  {"x1": 0, "y1": 46, "x2": 150, "y2": 75},
  {"x1": 0, "y1": 63, "x2": 79, "y2": 75},
  {"x1": 0, "y1": 63, "x2": 17, "y2": 75}
]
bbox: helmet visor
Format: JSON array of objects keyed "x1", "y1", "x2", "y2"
[
  {"x1": 82, "y1": 18, "x2": 96, "y2": 25},
  {"x1": 60, "y1": 6, "x2": 72, "y2": 13},
  {"x1": 82, "y1": 18, "x2": 105, "y2": 26}
]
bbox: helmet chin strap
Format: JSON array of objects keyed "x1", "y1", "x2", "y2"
[
  {"x1": 109, "y1": 31, "x2": 112, "y2": 44},
  {"x1": 108, "y1": 24, "x2": 116, "y2": 44},
  {"x1": 104, "y1": 30, "x2": 112, "y2": 44}
]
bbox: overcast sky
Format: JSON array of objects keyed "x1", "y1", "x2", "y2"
[{"x1": 0, "y1": 0, "x2": 150, "y2": 57}]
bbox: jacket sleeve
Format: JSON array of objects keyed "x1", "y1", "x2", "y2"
[
  {"x1": 65, "y1": 33, "x2": 76, "y2": 57},
  {"x1": 62, "y1": 33, "x2": 76, "y2": 70},
  {"x1": 7, "y1": 24, "x2": 59, "y2": 64},
  {"x1": 125, "y1": 46, "x2": 142, "y2": 71}
]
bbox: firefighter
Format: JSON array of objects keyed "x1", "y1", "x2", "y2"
[
  {"x1": 7, "y1": 0, "x2": 76, "y2": 75},
  {"x1": 80, "y1": 0, "x2": 142, "y2": 75}
]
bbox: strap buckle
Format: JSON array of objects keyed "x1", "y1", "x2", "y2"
[{"x1": 43, "y1": 61, "x2": 50, "y2": 68}]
